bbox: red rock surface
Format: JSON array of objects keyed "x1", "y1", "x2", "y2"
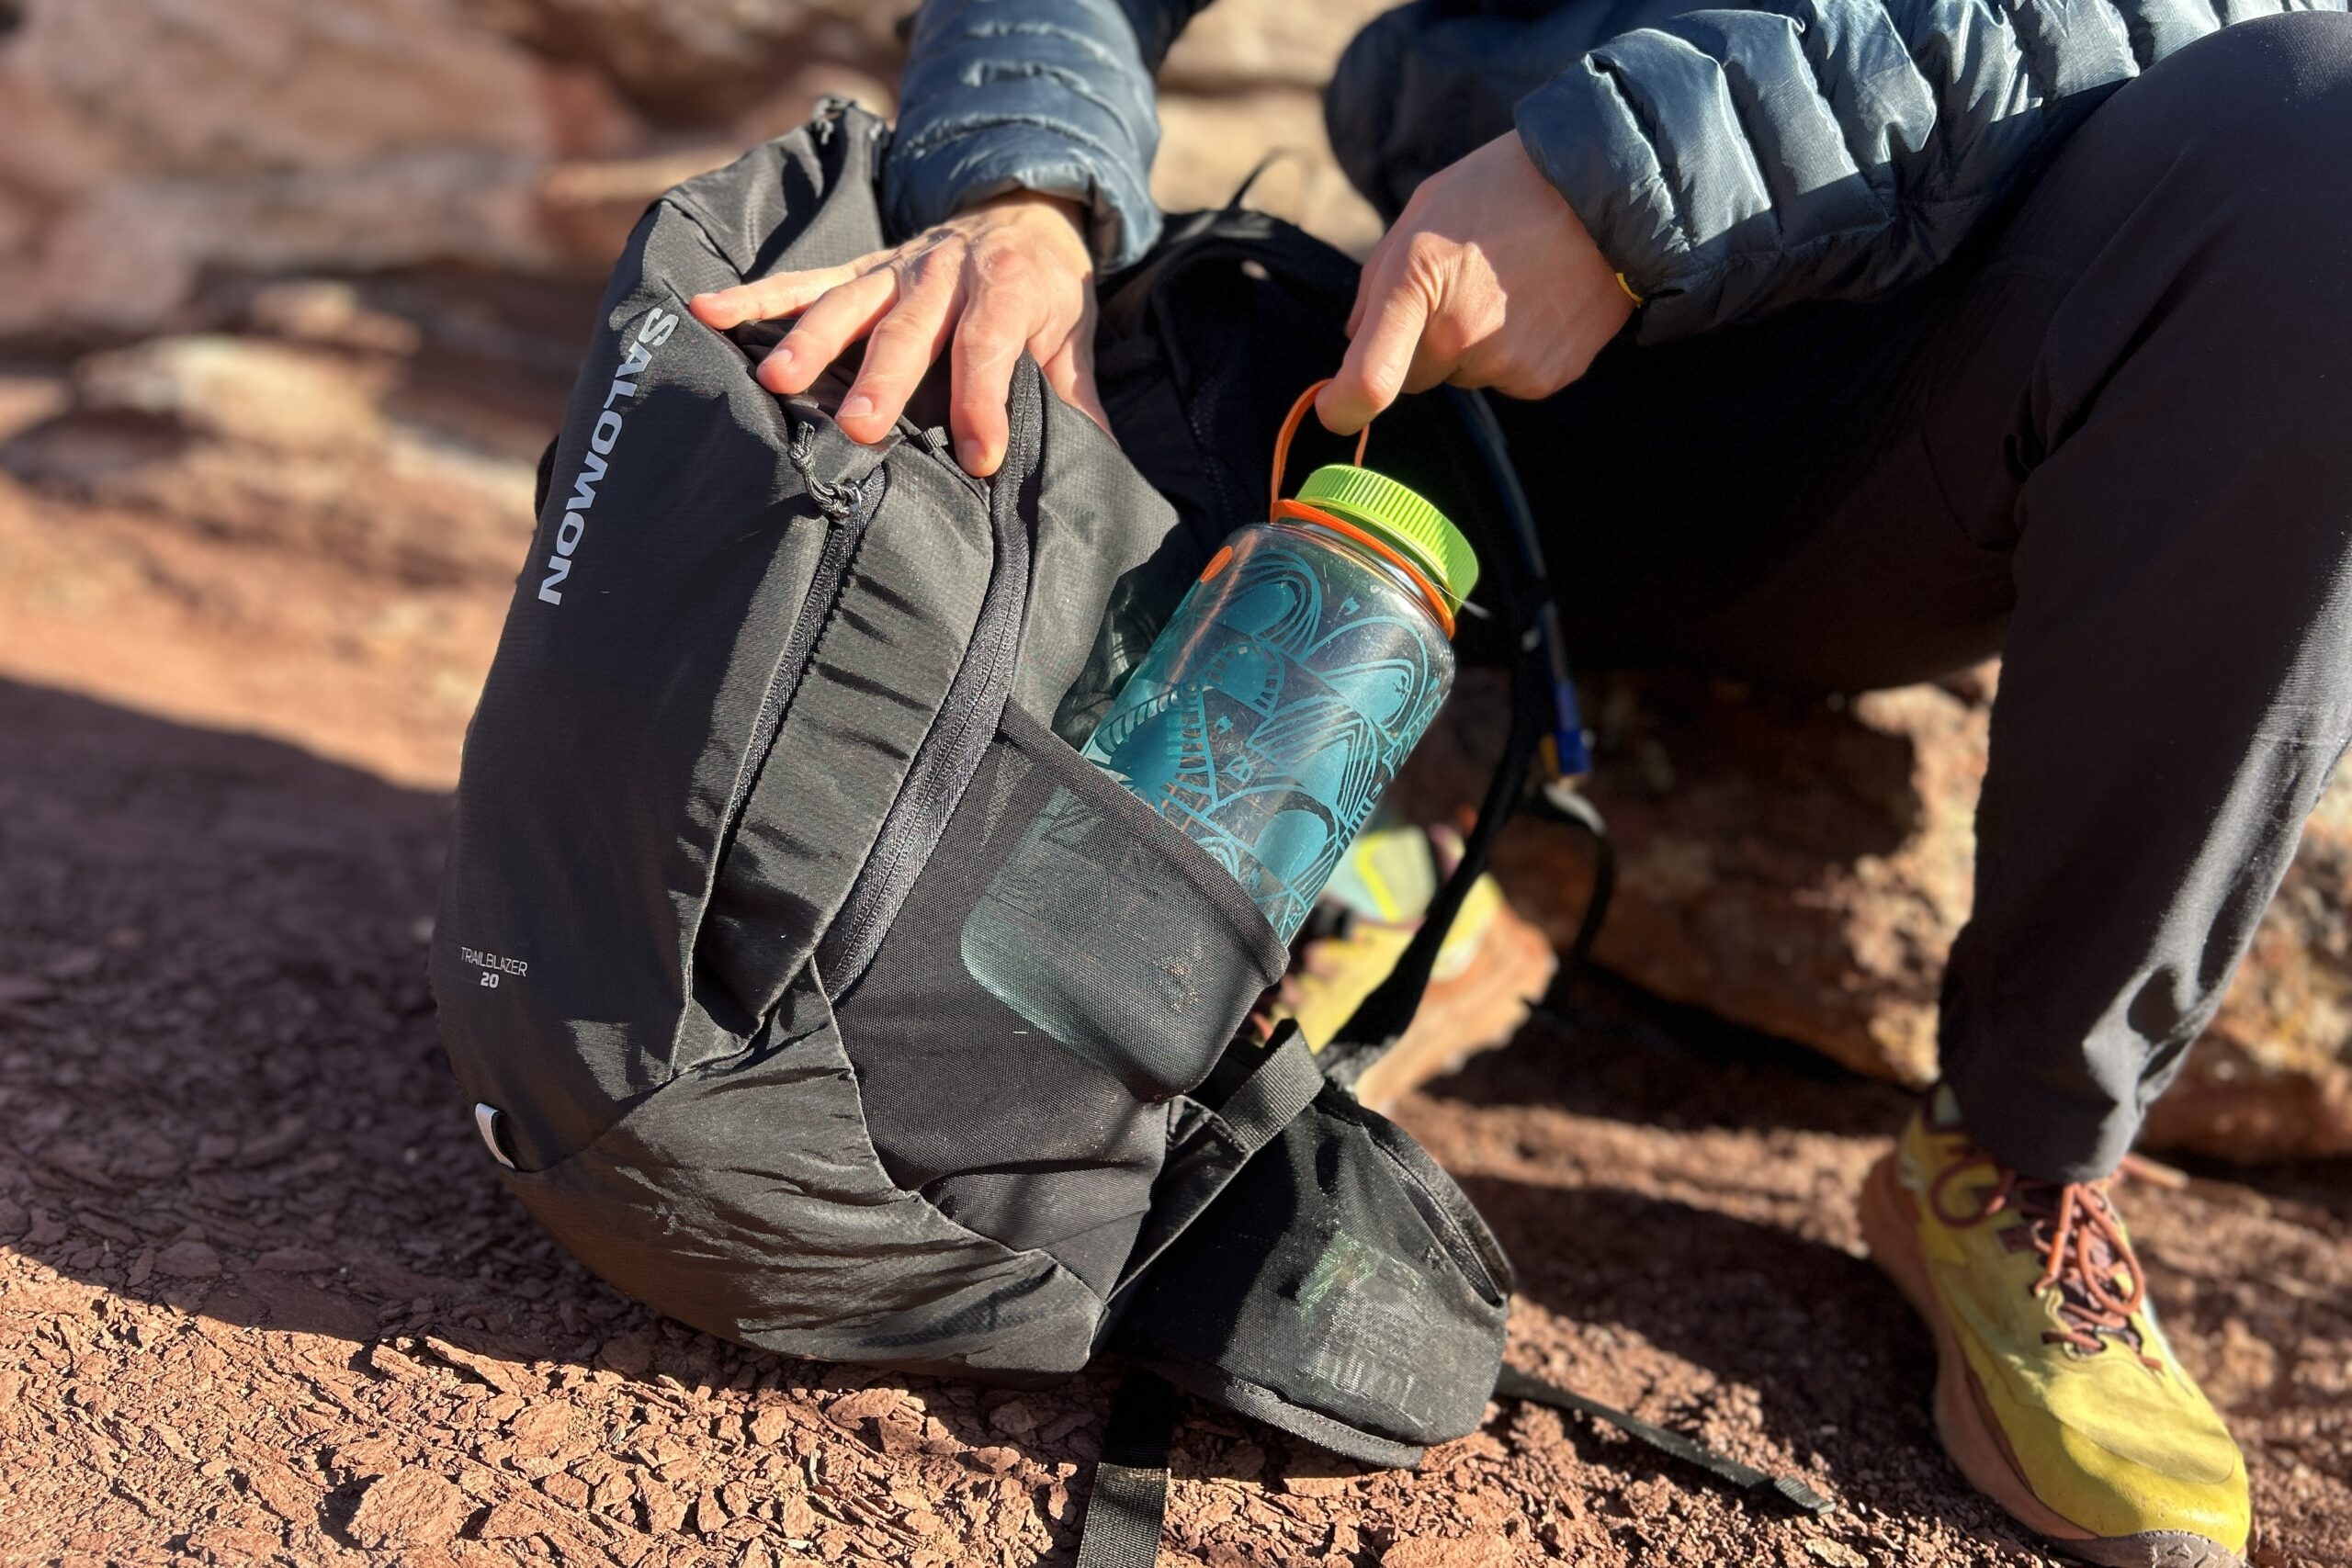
[
  {"x1": 1, "y1": 288, "x2": 2346, "y2": 1560},
  {"x1": 0, "y1": 0, "x2": 1379, "y2": 339},
  {"x1": 0, "y1": 12, "x2": 2345, "y2": 1560},
  {"x1": 1407, "y1": 670, "x2": 2352, "y2": 1163},
  {"x1": 2, "y1": 675, "x2": 2346, "y2": 1564}
]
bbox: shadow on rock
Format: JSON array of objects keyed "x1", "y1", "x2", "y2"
[
  {"x1": 1458, "y1": 1174, "x2": 1920, "y2": 1459},
  {"x1": 1437, "y1": 964, "x2": 1919, "y2": 1143},
  {"x1": 1441, "y1": 1171, "x2": 2082, "y2": 1554}
]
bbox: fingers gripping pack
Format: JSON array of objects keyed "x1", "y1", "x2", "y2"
[{"x1": 431, "y1": 104, "x2": 1512, "y2": 1466}]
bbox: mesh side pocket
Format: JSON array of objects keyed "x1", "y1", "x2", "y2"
[
  {"x1": 959, "y1": 707, "x2": 1288, "y2": 1100},
  {"x1": 837, "y1": 703, "x2": 1288, "y2": 1294}
]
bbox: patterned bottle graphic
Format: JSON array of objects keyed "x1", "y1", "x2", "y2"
[{"x1": 1081, "y1": 465, "x2": 1476, "y2": 942}]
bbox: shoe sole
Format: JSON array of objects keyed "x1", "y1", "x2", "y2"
[
  {"x1": 1857, "y1": 1156, "x2": 2247, "y2": 1568},
  {"x1": 1351, "y1": 897, "x2": 1555, "y2": 1112}
]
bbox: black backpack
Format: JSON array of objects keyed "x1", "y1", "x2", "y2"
[{"x1": 433, "y1": 102, "x2": 1825, "y2": 1557}]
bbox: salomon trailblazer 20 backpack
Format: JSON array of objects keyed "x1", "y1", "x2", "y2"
[
  {"x1": 434, "y1": 107, "x2": 1828, "y2": 1546},
  {"x1": 433, "y1": 102, "x2": 1513, "y2": 1465}
]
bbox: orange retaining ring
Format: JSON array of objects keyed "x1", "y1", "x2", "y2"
[{"x1": 1264, "y1": 378, "x2": 1455, "y2": 637}]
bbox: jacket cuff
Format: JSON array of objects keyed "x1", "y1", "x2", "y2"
[
  {"x1": 883, "y1": 120, "x2": 1163, "y2": 273},
  {"x1": 1512, "y1": 60, "x2": 1710, "y2": 341}
]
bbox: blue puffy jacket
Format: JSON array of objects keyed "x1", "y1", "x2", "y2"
[{"x1": 883, "y1": 0, "x2": 2345, "y2": 342}]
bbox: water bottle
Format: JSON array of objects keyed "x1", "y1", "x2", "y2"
[{"x1": 1081, "y1": 455, "x2": 1478, "y2": 942}]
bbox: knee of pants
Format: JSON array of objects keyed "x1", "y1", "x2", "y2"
[
  {"x1": 2126, "y1": 11, "x2": 2352, "y2": 231},
  {"x1": 2033, "y1": 12, "x2": 2352, "y2": 450}
]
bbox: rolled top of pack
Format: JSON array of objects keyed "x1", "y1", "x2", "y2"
[{"x1": 1295, "y1": 464, "x2": 1480, "y2": 603}]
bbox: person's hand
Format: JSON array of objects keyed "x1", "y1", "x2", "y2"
[
  {"x1": 1317, "y1": 131, "x2": 1634, "y2": 435},
  {"x1": 686, "y1": 191, "x2": 1106, "y2": 477}
]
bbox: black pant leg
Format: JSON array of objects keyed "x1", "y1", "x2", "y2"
[
  {"x1": 1493, "y1": 10, "x2": 2352, "y2": 1179},
  {"x1": 1488, "y1": 234, "x2": 2018, "y2": 692},
  {"x1": 1930, "y1": 12, "x2": 2352, "y2": 1179}
]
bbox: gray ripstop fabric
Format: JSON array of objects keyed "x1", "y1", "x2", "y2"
[
  {"x1": 499, "y1": 974, "x2": 1104, "y2": 1374},
  {"x1": 435, "y1": 106, "x2": 1137, "y2": 1374}
]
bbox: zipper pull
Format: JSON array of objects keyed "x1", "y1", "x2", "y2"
[{"x1": 786, "y1": 418, "x2": 863, "y2": 523}]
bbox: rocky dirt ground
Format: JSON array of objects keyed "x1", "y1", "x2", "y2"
[
  {"x1": 2, "y1": 2, "x2": 2349, "y2": 1559},
  {"x1": 5, "y1": 669, "x2": 2351, "y2": 1568},
  {"x1": 0, "y1": 274, "x2": 2347, "y2": 1568}
]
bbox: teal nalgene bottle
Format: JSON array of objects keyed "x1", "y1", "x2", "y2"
[{"x1": 1080, "y1": 462, "x2": 1479, "y2": 942}]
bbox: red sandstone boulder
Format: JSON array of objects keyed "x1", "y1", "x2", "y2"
[{"x1": 1408, "y1": 668, "x2": 2352, "y2": 1163}]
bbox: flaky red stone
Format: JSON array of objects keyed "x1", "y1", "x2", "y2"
[{"x1": 1401, "y1": 668, "x2": 2352, "y2": 1162}]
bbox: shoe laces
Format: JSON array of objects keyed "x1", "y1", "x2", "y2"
[{"x1": 1928, "y1": 1145, "x2": 2162, "y2": 1370}]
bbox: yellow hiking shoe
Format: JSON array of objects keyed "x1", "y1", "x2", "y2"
[{"x1": 1859, "y1": 1089, "x2": 2250, "y2": 1568}]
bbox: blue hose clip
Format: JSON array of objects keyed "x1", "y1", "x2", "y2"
[
  {"x1": 1532, "y1": 597, "x2": 1593, "y2": 783},
  {"x1": 1450, "y1": 388, "x2": 1592, "y2": 784}
]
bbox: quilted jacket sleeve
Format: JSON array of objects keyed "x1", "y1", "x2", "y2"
[
  {"x1": 1514, "y1": 0, "x2": 2344, "y2": 342},
  {"x1": 883, "y1": 0, "x2": 1215, "y2": 271}
]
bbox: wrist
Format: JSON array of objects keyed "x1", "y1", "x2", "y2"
[
  {"x1": 1493, "y1": 130, "x2": 1638, "y2": 317},
  {"x1": 968, "y1": 189, "x2": 1087, "y2": 239},
  {"x1": 1513, "y1": 92, "x2": 1652, "y2": 314}
]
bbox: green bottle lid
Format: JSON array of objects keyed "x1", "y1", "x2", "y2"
[{"x1": 1294, "y1": 464, "x2": 1480, "y2": 603}]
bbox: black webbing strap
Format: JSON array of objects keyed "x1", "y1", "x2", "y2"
[
  {"x1": 1071, "y1": 1360, "x2": 1833, "y2": 1565},
  {"x1": 1494, "y1": 1365, "x2": 1835, "y2": 1515},
  {"x1": 1527, "y1": 778, "x2": 1615, "y2": 1004},
  {"x1": 1073, "y1": 1372, "x2": 1178, "y2": 1568},
  {"x1": 1322, "y1": 385, "x2": 1601, "y2": 1078},
  {"x1": 1213, "y1": 1026, "x2": 1326, "y2": 1151},
  {"x1": 1108, "y1": 1027, "x2": 1328, "y2": 1295},
  {"x1": 1321, "y1": 615, "x2": 1551, "y2": 1069}
]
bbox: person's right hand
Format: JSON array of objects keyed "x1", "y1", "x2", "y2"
[{"x1": 686, "y1": 191, "x2": 1106, "y2": 478}]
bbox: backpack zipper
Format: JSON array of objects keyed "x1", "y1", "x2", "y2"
[
  {"x1": 816, "y1": 370, "x2": 1046, "y2": 991},
  {"x1": 820, "y1": 539, "x2": 1021, "y2": 985},
  {"x1": 713, "y1": 464, "x2": 884, "y2": 863}
]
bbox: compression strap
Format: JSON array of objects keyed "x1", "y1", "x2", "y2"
[
  {"x1": 1072, "y1": 1361, "x2": 1832, "y2": 1566},
  {"x1": 1495, "y1": 1365, "x2": 1835, "y2": 1516},
  {"x1": 1072, "y1": 1373, "x2": 1177, "y2": 1568}
]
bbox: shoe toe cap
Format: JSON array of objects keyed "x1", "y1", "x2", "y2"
[
  {"x1": 2033, "y1": 1411, "x2": 2250, "y2": 1553},
  {"x1": 2059, "y1": 1527, "x2": 2248, "y2": 1568}
]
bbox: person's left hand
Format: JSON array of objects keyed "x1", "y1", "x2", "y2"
[{"x1": 1317, "y1": 130, "x2": 1635, "y2": 435}]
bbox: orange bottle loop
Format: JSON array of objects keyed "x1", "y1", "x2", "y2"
[
  {"x1": 1265, "y1": 378, "x2": 1457, "y2": 637},
  {"x1": 1267, "y1": 378, "x2": 1369, "y2": 511}
]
